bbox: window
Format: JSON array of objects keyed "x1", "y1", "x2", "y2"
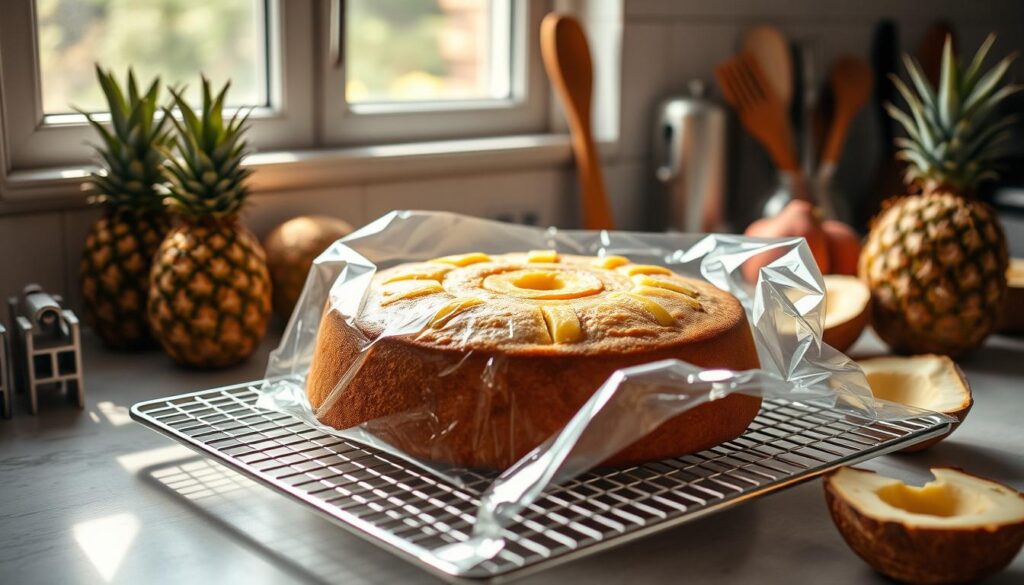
[
  {"x1": 0, "y1": 0, "x2": 314, "y2": 172},
  {"x1": 0, "y1": 0, "x2": 548, "y2": 180},
  {"x1": 36, "y1": 0, "x2": 270, "y2": 115},
  {"x1": 319, "y1": 0, "x2": 548, "y2": 144},
  {"x1": 344, "y1": 0, "x2": 511, "y2": 104}
]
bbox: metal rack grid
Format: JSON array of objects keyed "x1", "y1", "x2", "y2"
[{"x1": 131, "y1": 381, "x2": 951, "y2": 582}]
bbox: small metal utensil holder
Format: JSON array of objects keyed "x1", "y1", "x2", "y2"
[{"x1": 7, "y1": 285, "x2": 85, "y2": 414}]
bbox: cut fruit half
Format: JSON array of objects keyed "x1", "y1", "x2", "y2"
[
  {"x1": 822, "y1": 274, "x2": 870, "y2": 352},
  {"x1": 824, "y1": 466, "x2": 1024, "y2": 585},
  {"x1": 858, "y1": 355, "x2": 972, "y2": 452},
  {"x1": 998, "y1": 258, "x2": 1024, "y2": 334}
]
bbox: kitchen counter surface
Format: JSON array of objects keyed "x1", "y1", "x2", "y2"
[{"x1": 1, "y1": 328, "x2": 1022, "y2": 585}]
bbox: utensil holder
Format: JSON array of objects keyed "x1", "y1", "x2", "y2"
[
  {"x1": 762, "y1": 170, "x2": 844, "y2": 221},
  {"x1": 762, "y1": 171, "x2": 812, "y2": 217}
]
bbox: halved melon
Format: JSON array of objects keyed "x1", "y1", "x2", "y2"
[
  {"x1": 822, "y1": 274, "x2": 870, "y2": 352},
  {"x1": 858, "y1": 355, "x2": 972, "y2": 452},
  {"x1": 998, "y1": 258, "x2": 1024, "y2": 334},
  {"x1": 824, "y1": 466, "x2": 1024, "y2": 585}
]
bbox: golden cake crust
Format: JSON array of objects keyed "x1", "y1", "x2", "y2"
[{"x1": 307, "y1": 251, "x2": 762, "y2": 468}]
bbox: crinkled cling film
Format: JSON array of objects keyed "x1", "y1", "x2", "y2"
[{"x1": 259, "y1": 210, "x2": 951, "y2": 571}]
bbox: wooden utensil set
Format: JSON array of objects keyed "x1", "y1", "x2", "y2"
[
  {"x1": 716, "y1": 26, "x2": 873, "y2": 220},
  {"x1": 541, "y1": 14, "x2": 957, "y2": 233}
]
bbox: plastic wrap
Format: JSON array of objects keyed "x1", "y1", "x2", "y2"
[{"x1": 258, "y1": 210, "x2": 949, "y2": 571}]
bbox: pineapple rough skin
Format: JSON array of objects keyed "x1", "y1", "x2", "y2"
[
  {"x1": 860, "y1": 192, "x2": 1008, "y2": 356},
  {"x1": 80, "y1": 210, "x2": 169, "y2": 349},
  {"x1": 148, "y1": 220, "x2": 271, "y2": 368}
]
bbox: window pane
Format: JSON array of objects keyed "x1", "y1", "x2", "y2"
[
  {"x1": 35, "y1": 0, "x2": 268, "y2": 114},
  {"x1": 345, "y1": 0, "x2": 511, "y2": 104}
]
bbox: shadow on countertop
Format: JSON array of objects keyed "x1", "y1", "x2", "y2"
[
  {"x1": 138, "y1": 455, "x2": 439, "y2": 585},
  {"x1": 956, "y1": 334, "x2": 1024, "y2": 378},
  {"x1": 897, "y1": 440, "x2": 1023, "y2": 483}
]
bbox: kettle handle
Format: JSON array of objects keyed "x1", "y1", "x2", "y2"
[
  {"x1": 657, "y1": 81, "x2": 708, "y2": 183},
  {"x1": 655, "y1": 115, "x2": 681, "y2": 183}
]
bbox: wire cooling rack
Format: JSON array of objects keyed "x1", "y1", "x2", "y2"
[{"x1": 131, "y1": 381, "x2": 951, "y2": 582}]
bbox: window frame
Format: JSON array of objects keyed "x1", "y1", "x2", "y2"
[
  {"x1": 0, "y1": 0, "x2": 565, "y2": 204},
  {"x1": 0, "y1": 0, "x2": 315, "y2": 172},
  {"x1": 316, "y1": 0, "x2": 551, "y2": 146}
]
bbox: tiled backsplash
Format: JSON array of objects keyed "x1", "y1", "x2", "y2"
[{"x1": 3, "y1": 0, "x2": 1024, "y2": 315}]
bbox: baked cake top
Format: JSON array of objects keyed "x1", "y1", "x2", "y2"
[{"x1": 352, "y1": 251, "x2": 745, "y2": 356}]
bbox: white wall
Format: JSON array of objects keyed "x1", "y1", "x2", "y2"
[{"x1": 3, "y1": 0, "x2": 1024, "y2": 315}]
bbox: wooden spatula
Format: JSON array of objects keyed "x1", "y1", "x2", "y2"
[
  {"x1": 820, "y1": 56, "x2": 873, "y2": 170},
  {"x1": 541, "y1": 13, "x2": 615, "y2": 230},
  {"x1": 742, "y1": 25, "x2": 794, "y2": 110},
  {"x1": 716, "y1": 53, "x2": 800, "y2": 173}
]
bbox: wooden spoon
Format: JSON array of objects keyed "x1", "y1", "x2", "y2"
[
  {"x1": 820, "y1": 56, "x2": 873, "y2": 169},
  {"x1": 540, "y1": 13, "x2": 615, "y2": 230},
  {"x1": 742, "y1": 25, "x2": 793, "y2": 109}
]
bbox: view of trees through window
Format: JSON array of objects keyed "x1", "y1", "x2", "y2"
[
  {"x1": 345, "y1": 0, "x2": 509, "y2": 104},
  {"x1": 35, "y1": 0, "x2": 267, "y2": 114},
  {"x1": 34, "y1": 0, "x2": 511, "y2": 115}
]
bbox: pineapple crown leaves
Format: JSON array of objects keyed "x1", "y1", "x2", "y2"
[
  {"x1": 161, "y1": 76, "x2": 253, "y2": 221},
  {"x1": 76, "y1": 65, "x2": 172, "y2": 213},
  {"x1": 885, "y1": 34, "x2": 1021, "y2": 193}
]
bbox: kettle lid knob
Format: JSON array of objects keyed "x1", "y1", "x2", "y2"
[{"x1": 687, "y1": 79, "x2": 706, "y2": 99}]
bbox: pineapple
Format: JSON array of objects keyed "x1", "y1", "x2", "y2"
[
  {"x1": 860, "y1": 35, "x2": 1014, "y2": 356},
  {"x1": 148, "y1": 78, "x2": 271, "y2": 368},
  {"x1": 79, "y1": 67, "x2": 172, "y2": 349}
]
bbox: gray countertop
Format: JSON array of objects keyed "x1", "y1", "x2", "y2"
[{"x1": 1, "y1": 327, "x2": 1022, "y2": 584}]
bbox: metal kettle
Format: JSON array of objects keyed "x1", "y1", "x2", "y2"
[{"x1": 654, "y1": 80, "x2": 727, "y2": 233}]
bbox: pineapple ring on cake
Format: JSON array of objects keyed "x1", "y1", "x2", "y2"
[{"x1": 307, "y1": 251, "x2": 762, "y2": 469}]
